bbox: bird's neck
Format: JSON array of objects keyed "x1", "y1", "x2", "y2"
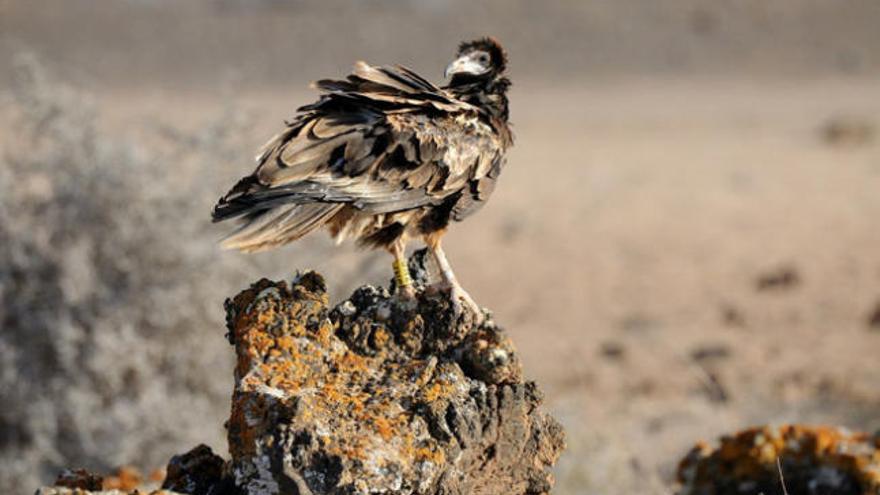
[{"x1": 448, "y1": 76, "x2": 510, "y2": 122}]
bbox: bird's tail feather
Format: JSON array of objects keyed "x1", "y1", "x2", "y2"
[{"x1": 219, "y1": 204, "x2": 342, "y2": 252}]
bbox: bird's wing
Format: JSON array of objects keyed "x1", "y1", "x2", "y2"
[{"x1": 212, "y1": 63, "x2": 508, "y2": 244}]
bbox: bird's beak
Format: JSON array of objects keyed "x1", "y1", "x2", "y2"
[{"x1": 445, "y1": 55, "x2": 486, "y2": 79}]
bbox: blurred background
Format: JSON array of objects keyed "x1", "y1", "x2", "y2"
[{"x1": 1, "y1": 1, "x2": 879, "y2": 493}]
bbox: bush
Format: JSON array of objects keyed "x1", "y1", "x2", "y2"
[{"x1": 0, "y1": 55, "x2": 254, "y2": 492}]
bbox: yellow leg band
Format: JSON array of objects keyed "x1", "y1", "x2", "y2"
[{"x1": 392, "y1": 258, "x2": 412, "y2": 288}]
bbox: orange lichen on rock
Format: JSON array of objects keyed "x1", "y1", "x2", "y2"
[
  {"x1": 102, "y1": 466, "x2": 143, "y2": 491},
  {"x1": 677, "y1": 424, "x2": 880, "y2": 495},
  {"x1": 149, "y1": 468, "x2": 166, "y2": 484},
  {"x1": 223, "y1": 261, "x2": 564, "y2": 495},
  {"x1": 421, "y1": 379, "x2": 455, "y2": 403},
  {"x1": 43, "y1": 465, "x2": 178, "y2": 495},
  {"x1": 370, "y1": 413, "x2": 401, "y2": 441},
  {"x1": 415, "y1": 445, "x2": 446, "y2": 465}
]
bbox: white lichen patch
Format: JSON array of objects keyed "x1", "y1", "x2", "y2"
[{"x1": 235, "y1": 453, "x2": 280, "y2": 495}]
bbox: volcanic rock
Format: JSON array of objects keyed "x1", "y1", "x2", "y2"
[
  {"x1": 223, "y1": 261, "x2": 564, "y2": 494},
  {"x1": 677, "y1": 424, "x2": 880, "y2": 495}
]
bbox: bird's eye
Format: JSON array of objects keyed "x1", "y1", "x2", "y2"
[{"x1": 479, "y1": 54, "x2": 490, "y2": 64}]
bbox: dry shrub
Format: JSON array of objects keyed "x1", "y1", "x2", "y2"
[{"x1": 0, "y1": 55, "x2": 257, "y2": 492}]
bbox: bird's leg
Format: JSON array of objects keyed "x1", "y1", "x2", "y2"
[
  {"x1": 424, "y1": 232, "x2": 482, "y2": 321},
  {"x1": 389, "y1": 239, "x2": 416, "y2": 299}
]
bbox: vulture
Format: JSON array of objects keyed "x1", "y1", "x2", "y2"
[{"x1": 213, "y1": 37, "x2": 512, "y2": 318}]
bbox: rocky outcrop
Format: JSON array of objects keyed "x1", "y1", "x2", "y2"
[
  {"x1": 162, "y1": 445, "x2": 231, "y2": 495},
  {"x1": 224, "y1": 260, "x2": 564, "y2": 494},
  {"x1": 35, "y1": 251, "x2": 566, "y2": 495},
  {"x1": 677, "y1": 424, "x2": 880, "y2": 495}
]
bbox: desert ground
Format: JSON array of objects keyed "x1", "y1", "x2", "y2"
[{"x1": 2, "y1": 1, "x2": 880, "y2": 494}]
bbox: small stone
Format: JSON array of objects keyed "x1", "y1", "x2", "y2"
[
  {"x1": 53, "y1": 468, "x2": 103, "y2": 491},
  {"x1": 338, "y1": 300, "x2": 357, "y2": 317},
  {"x1": 599, "y1": 341, "x2": 626, "y2": 360},
  {"x1": 756, "y1": 265, "x2": 801, "y2": 291},
  {"x1": 162, "y1": 444, "x2": 228, "y2": 494},
  {"x1": 821, "y1": 116, "x2": 875, "y2": 147},
  {"x1": 376, "y1": 306, "x2": 392, "y2": 321},
  {"x1": 720, "y1": 304, "x2": 746, "y2": 327},
  {"x1": 689, "y1": 344, "x2": 731, "y2": 362},
  {"x1": 867, "y1": 301, "x2": 880, "y2": 330}
]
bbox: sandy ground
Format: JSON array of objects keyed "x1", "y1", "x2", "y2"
[{"x1": 15, "y1": 77, "x2": 872, "y2": 492}]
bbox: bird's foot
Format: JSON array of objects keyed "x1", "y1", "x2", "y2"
[
  {"x1": 437, "y1": 283, "x2": 484, "y2": 325},
  {"x1": 394, "y1": 285, "x2": 418, "y2": 309}
]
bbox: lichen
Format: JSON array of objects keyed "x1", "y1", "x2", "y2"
[{"x1": 677, "y1": 424, "x2": 880, "y2": 495}]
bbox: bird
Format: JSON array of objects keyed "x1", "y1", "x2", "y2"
[{"x1": 212, "y1": 37, "x2": 512, "y2": 319}]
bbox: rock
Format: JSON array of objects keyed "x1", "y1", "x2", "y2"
[
  {"x1": 821, "y1": 117, "x2": 876, "y2": 147},
  {"x1": 598, "y1": 341, "x2": 626, "y2": 361},
  {"x1": 689, "y1": 344, "x2": 731, "y2": 363},
  {"x1": 677, "y1": 424, "x2": 880, "y2": 495},
  {"x1": 719, "y1": 304, "x2": 745, "y2": 327},
  {"x1": 40, "y1": 466, "x2": 187, "y2": 495},
  {"x1": 755, "y1": 266, "x2": 801, "y2": 291},
  {"x1": 162, "y1": 444, "x2": 232, "y2": 495},
  {"x1": 867, "y1": 301, "x2": 880, "y2": 330},
  {"x1": 52, "y1": 468, "x2": 104, "y2": 491},
  {"x1": 103, "y1": 466, "x2": 145, "y2": 491},
  {"x1": 223, "y1": 252, "x2": 564, "y2": 494}
]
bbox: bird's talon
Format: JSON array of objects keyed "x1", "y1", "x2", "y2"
[
  {"x1": 396, "y1": 284, "x2": 417, "y2": 302},
  {"x1": 437, "y1": 284, "x2": 484, "y2": 324}
]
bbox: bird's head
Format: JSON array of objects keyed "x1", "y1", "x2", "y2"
[{"x1": 445, "y1": 37, "x2": 508, "y2": 82}]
